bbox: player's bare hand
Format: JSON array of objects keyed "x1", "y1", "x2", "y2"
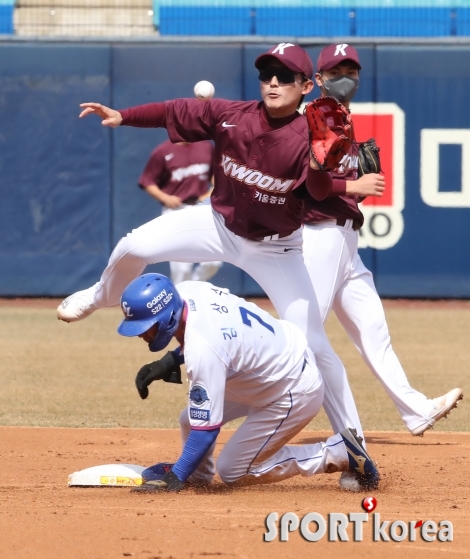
[
  {"x1": 79, "y1": 103, "x2": 123, "y2": 127},
  {"x1": 163, "y1": 194, "x2": 183, "y2": 209},
  {"x1": 346, "y1": 173, "x2": 385, "y2": 197}
]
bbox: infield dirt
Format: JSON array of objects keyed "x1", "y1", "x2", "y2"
[
  {"x1": 0, "y1": 427, "x2": 469, "y2": 559},
  {"x1": 0, "y1": 299, "x2": 468, "y2": 558}
]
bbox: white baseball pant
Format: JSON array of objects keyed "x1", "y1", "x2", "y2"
[
  {"x1": 161, "y1": 205, "x2": 222, "y2": 284},
  {"x1": 88, "y1": 204, "x2": 365, "y2": 440},
  {"x1": 179, "y1": 356, "x2": 349, "y2": 486},
  {"x1": 303, "y1": 220, "x2": 432, "y2": 433}
]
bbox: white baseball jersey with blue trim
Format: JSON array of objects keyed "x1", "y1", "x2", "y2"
[{"x1": 177, "y1": 281, "x2": 309, "y2": 430}]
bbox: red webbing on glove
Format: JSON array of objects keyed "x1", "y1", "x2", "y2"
[{"x1": 305, "y1": 97, "x2": 354, "y2": 171}]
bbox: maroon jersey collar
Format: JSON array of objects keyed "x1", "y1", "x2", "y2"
[{"x1": 259, "y1": 104, "x2": 300, "y2": 133}]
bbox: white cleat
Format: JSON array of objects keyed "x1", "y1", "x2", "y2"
[
  {"x1": 339, "y1": 470, "x2": 362, "y2": 492},
  {"x1": 410, "y1": 388, "x2": 464, "y2": 436},
  {"x1": 57, "y1": 288, "x2": 97, "y2": 323}
]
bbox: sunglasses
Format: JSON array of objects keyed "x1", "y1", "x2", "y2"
[{"x1": 258, "y1": 67, "x2": 303, "y2": 85}]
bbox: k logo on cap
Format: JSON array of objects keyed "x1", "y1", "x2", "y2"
[
  {"x1": 255, "y1": 43, "x2": 314, "y2": 79},
  {"x1": 317, "y1": 43, "x2": 362, "y2": 72},
  {"x1": 271, "y1": 43, "x2": 295, "y2": 56},
  {"x1": 334, "y1": 44, "x2": 349, "y2": 57}
]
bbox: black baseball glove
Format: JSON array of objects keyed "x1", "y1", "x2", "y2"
[
  {"x1": 135, "y1": 350, "x2": 182, "y2": 400},
  {"x1": 357, "y1": 138, "x2": 382, "y2": 177}
]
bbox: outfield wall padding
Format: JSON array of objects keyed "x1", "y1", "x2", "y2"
[{"x1": 1, "y1": 42, "x2": 470, "y2": 298}]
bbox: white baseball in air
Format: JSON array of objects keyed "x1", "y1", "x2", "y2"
[{"x1": 194, "y1": 80, "x2": 215, "y2": 101}]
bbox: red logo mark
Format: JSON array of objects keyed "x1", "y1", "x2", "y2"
[
  {"x1": 353, "y1": 113, "x2": 394, "y2": 207},
  {"x1": 362, "y1": 496, "x2": 377, "y2": 512},
  {"x1": 415, "y1": 520, "x2": 423, "y2": 528}
]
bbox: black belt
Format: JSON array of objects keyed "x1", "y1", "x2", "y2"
[
  {"x1": 335, "y1": 217, "x2": 362, "y2": 231},
  {"x1": 183, "y1": 197, "x2": 200, "y2": 206}
]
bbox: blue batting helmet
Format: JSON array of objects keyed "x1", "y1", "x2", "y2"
[{"x1": 117, "y1": 273, "x2": 184, "y2": 352}]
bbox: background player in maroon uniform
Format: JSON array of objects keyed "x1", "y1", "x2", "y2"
[
  {"x1": 58, "y1": 44, "x2": 370, "y2": 489},
  {"x1": 302, "y1": 44, "x2": 462, "y2": 490},
  {"x1": 139, "y1": 139, "x2": 222, "y2": 284}
]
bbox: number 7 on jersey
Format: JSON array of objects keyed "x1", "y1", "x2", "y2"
[{"x1": 239, "y1": 307, "x2": 275, "y2": 334}]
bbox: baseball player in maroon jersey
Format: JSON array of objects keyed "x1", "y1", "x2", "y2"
[
  {"x1": 139, "y1": 139, "x2": 222, "y2": 284},
  {"x1": 58, "y1": 43, "x2": 370, "y2": 489},
  {"x1": 302, "y1": 44, "x2": 463, "y2": 490}
]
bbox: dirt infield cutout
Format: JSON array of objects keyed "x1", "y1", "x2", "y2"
[
  {"x1": 0, "y1": 427, "x2": 469, "y2": 559},
  {"x1": 0, "y1": 300, "x2": 468, "y2": 558}
]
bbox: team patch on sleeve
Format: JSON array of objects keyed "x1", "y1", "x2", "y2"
[
  {"x1": 189, "y1": 408, "x2": 210, "y2": 421},
  {"x1": 189, "y1": 384, "x2": 210, "y2": 406}
]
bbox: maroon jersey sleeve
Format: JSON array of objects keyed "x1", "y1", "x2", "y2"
[
  {"x1": 119, "y1": 102, "x2": 167, "y2": 128},
  {"x1": 165, "y1": 98, "x2": 255, "y2": 143},
  {"x1": 329, "y1": 179, "x2": 347, "y2": 196},
  {"x1": 138, "y1": 145, "x2": 166, "y2": 188},
  {"x1": 305, "y1": 169, "x2": 333, "y2": 200}
]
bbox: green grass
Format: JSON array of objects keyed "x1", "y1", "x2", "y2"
[{"x1": 0, "y1": 303, "x2": 468, "y2": 432}]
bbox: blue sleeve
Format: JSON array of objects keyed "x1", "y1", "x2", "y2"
[
  {"x1": 172, "y1": 428, "x2": 220, "y2": 482},
  {"x1": 173, "y1": 346, "x2": 185, "y2": 365}
]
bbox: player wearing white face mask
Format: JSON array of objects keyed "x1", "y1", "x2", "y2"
[{"x1": 302, "y1": 44, "x2": 463, "y2": 492}]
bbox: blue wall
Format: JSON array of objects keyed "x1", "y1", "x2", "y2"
[
  {"x1": 1, "y1": 42, "x2": 470, "y2": 297},
  {"x1": 157, "y1": 7, "x2": 470, "y2": 37},
  {"x1": 0, "y1": 4, "x2": 14, "y2": 35},
  {"x1": 373, "y1": 46, "x2": 470, "y2": 297},
  {"x1": 0, "y1": 44, "x2": 111, "y2": 295}
]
